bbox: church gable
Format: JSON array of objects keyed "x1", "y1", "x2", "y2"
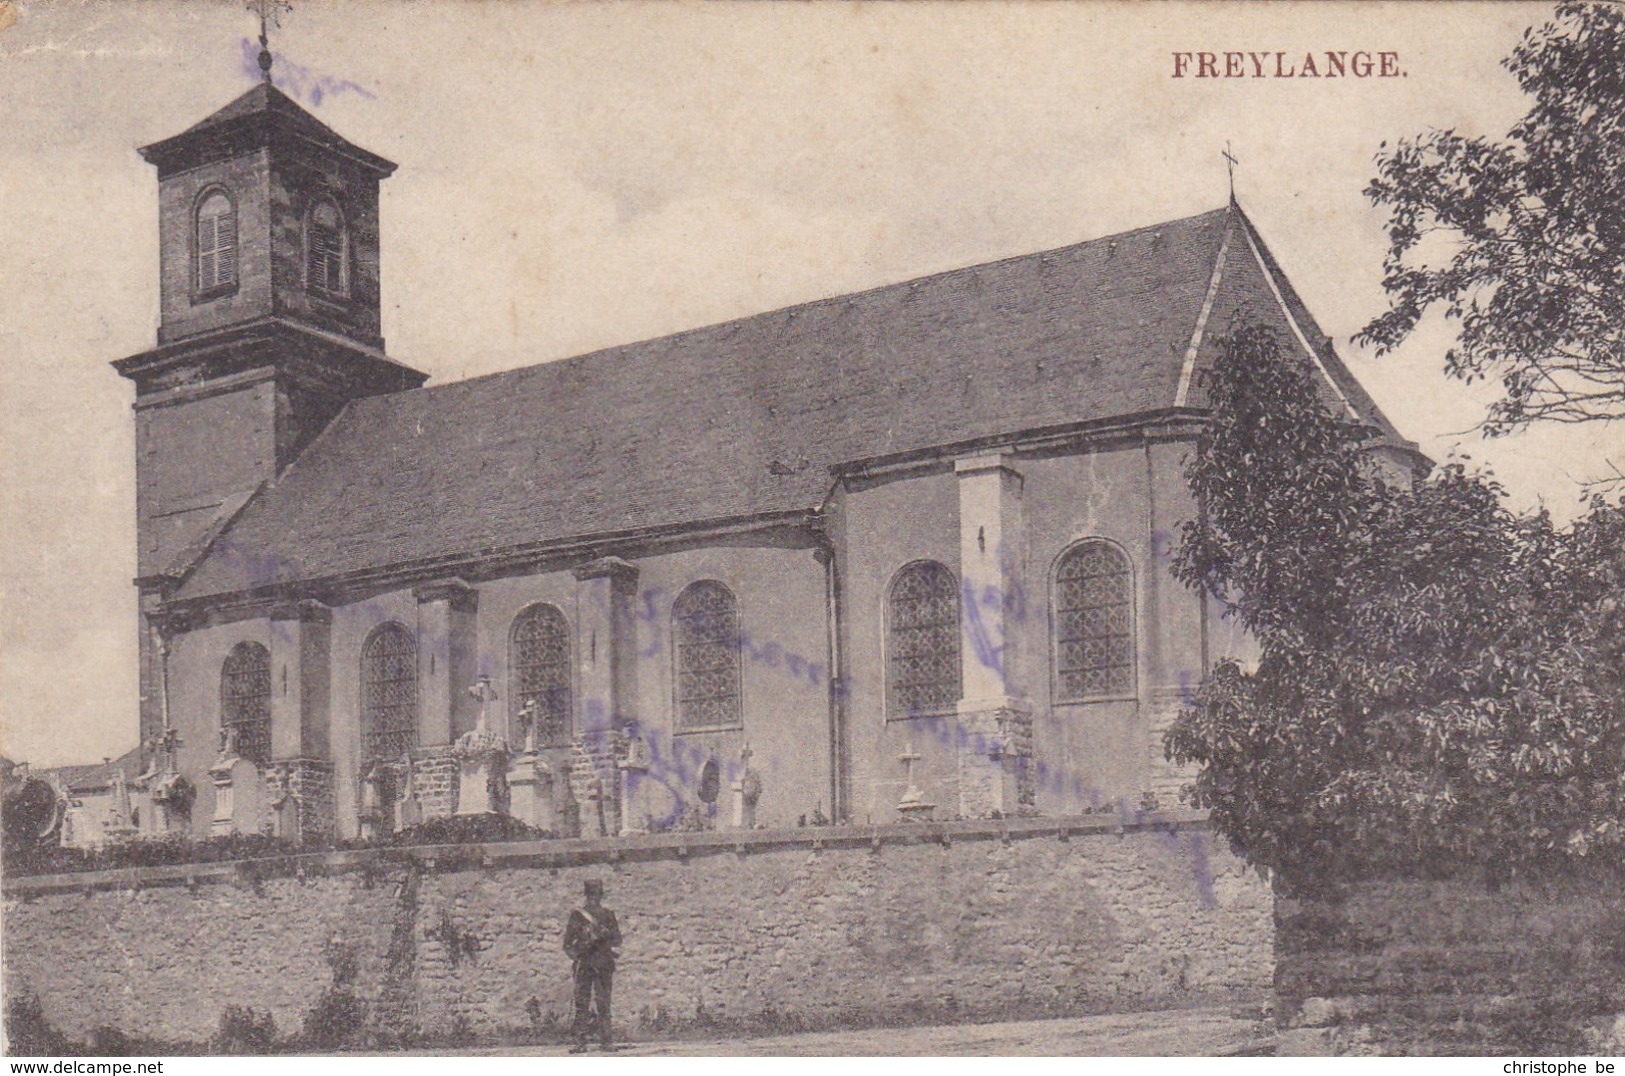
[{"x1": 1180, "y1": 206, "x2": 1410, "y2": 445}]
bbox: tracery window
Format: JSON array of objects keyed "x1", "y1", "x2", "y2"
[
  {"x1": 886, "y1": 560, "x2": 962, "y2": 717},
  {"x1": 361, "y1": 623, "x2": 417, "y2": 761},
  {"x1": 195, "y1": 190, "x2": 238, "y2": 294},
  {"x1": 306, "y1": 197, "x2": 346, "y2": 295},
  {"x1": 672, "y1": 581, "x2": 741, "y2": 730},
  {"x1": 1053, "y1": 540, "x2": 1135, "y2": 701},
  {"x1": 220, "y1": 641, "x2": 271, "y2": 765},
  {"x1": 510, "y1": 603, "x2": 571, "y2": 747}
]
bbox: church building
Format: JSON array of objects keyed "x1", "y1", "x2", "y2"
[{"x1": 110, "y1": 74, "x2": 1424, "y2": 845}]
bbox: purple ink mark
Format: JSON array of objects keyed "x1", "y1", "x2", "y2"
[
  {"x1": 1188, "y1": 831, "x2": 1216, "y2": 907},
  {"x1": 960, "y1": 580, "x2": 1009, "y2": 675},
  {"x1": 1178, "y1": 669, "x2": 1198, "y2": 708},
  {"x1": 1151, "y1": 528, "x2": 1177, "y2": 562},
  {"x1": 239, "y1": 38, "x2": 376, "y2": 107},
  {"x1": 636, "y1": 586, "x2": 666, "y2": 658}
]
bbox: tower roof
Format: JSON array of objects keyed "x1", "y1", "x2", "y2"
[{"x1": 138, "y1": 82, "x2": 396, "y2": 179}]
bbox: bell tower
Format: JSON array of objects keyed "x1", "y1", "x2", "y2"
[{"x1": 115, "y1": 57, "x2": 426, "y2": 750}]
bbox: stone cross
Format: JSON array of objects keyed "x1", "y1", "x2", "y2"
[
  {"x1": 246, "y1": 0, "x2": 292, "y2": 82},
  {"x1": 515, "y1": 698, "x2": 539, "y2": 755},
  {"x1": 896, "y1": 740, "x2": 935, "y2": 821},
  {"x1": 359, "y1": 763, "x2": 386, "y2": 841},
  {"x1": 618, "y1": 725, "x2": 651, "y2": 836},
  {"x1": 1223, "y1": 142, "x2": 1240, "y2": 199},
  {"x1": 468, "y1": 676, "x2": 498, "y2": 735},
  {"x1": 158, "y1": 727, "x2": 184, "y2": 775},
  {"x1": 732, "y1": 742, "x2": 762, "y2": 829}
]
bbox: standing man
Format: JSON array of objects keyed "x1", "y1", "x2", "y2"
[{"x1": 563, "y1": 878, "x2": 622, "y2": 1052}]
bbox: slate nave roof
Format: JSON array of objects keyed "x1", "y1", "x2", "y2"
[{"x1": 174, "y1": 201, "x2": 1413, "y2": 603}]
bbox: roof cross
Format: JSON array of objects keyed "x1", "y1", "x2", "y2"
[
  {"x1": 1222, "y1": 142, "x2": 1240, "y2": 202},
  {"x1": 247, "y1": 0, "x2": 292, "y2": 83}
]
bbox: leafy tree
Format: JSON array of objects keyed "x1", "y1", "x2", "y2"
[
  {"x1": 1168, "y1": 320, "x2": 1625, "y2": 892},
  {"x1": 1, "y1": 769, "x2": 61, "y2": 866},
  {"x1": 1359, "y1": 1, "x2": 1625, "y2": 433}
]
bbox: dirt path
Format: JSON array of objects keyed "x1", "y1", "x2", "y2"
[{"x1": 465, "y1": 1005, "x2": 1272, "y2": 1056}]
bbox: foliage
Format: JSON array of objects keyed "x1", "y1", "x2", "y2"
[
  {"x1": 1, "y1": 812, "x2": 554, "y2": 878},
  {"x1": 1, "y1": 773, "x2": 62, "y2": 864},
  {"x1": 1359, "y1": 1, "x2": 1625, "y2": 433},
  {"x1": 299, "y1": 942, "x2": 365, "y2": 1051},
  {"x1": 87, "y1": 1026, "x2": 135, "y2": 1057},
  {"x1": 428, "y1": 911, "x2": 481, "y2": 968},
  {"x1": 212, "y1": 1005, "x2": 277, "y2": 1055},
  {"x1": 2, "y1": 830, "x2": 300, "y2": 878},
  {"x1": 387, "y1": 811, "x2": 549, "y2": 847},
  {"x1": 299, "y1": 989, "x2": 364, "y2": 1052},
  {"x1": 525, "y1": 996, "x2": 565, "y2": 1037},
  {"x1": 1168, "y1": 321, "x2": 1625, "y2": 891},
  {"x1": 669, "y1": 804, "x2": 716, "y2": 833},
  {"x1": 4, "y1": 990, "x2": 68, "y2": 1056},
  {"x1": 0, "y1": 991, "x2": 195, "y2": 1058},
  {"x1": 636, "y1": 1004, "x2": 674, "y2": 1035}
]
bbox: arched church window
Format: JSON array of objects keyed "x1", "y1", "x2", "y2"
[
  {"x1": 1053, "y1": 539, "x2": 1135, "y2": 701},
  {"x1": 306, "y1": 197, "x2": 347, "y2": 296},
  {"x1": 886, "y1": 560, "x2": 961, "y2": 718},
  {"x1": 361, "y1": 623, "x2": 417, "y2": 761},
  {"x1": 195, "y1": 190, "x2": 238, "y2": 295},
  {"x1": 672, "y1": 581, "x2": 741, "y2": 730},
  {"x1": 220, "y1": 641, "x2": 271, "y2": 765},
  {"x1": 510, "y1": 603, "x2": 571, "y2": 747}
]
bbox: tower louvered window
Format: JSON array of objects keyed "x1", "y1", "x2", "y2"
[
  {"x1": 511, "y1": 603, "x2": 572, "y2": 747},
  {"x1": 220, "y1": 641, "x2": 271, "y2": 765},
  {"x1": 887, "y1": 560, "x2": 962, "y2": 717},
  {"x1": 1054, "y1": 540, "x2": 1135, "y2": 701},
  {"x1": 196, "y1": 191, "x2": 237, "y2": 293},
  {"x1": 673, "y1": 581, "x2": 741, "y2": 730},
  {"x1": 362, "y1": 623, "x2": 417, "y2": 761},
  {"x1": 307, "y1": 198, "x2": 345, "y2": 295}
]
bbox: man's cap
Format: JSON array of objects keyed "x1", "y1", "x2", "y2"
[{"x1": 584, "y1": 878, "x2": 605, "y2": 895}]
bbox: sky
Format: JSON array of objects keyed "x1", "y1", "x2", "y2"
[{"x1": 1, "y1": 0, "x2": 1617, "y2": 767}]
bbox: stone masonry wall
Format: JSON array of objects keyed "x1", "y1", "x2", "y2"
[
  {"x1": 1275, "y1": 871, "x2": 1625, "y2": 1055},
  {"x1": 264, "y1": 759, "x2": 334, "y2": 842},
  {"x1": 1146, "y1": 690, "x2": 1196, "y2": 810},
  {"x1": 410, "y1": 749, "x2": 460, "y2": 822},
  {"x1": 2, "y1": 816, "x2": 1271, "y2": 1046},
  {"x1": 3, "y1": 870, "x2": 401, "y2": 1045},
  {"x1": 569, "y1": 733, "x2": 622, "y2": 838}
]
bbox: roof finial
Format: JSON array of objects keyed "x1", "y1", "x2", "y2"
[
  {"x1": 1222, "y1": 141, "x2": 1240, "y2": 204},
  {"x1": 248, "y1": 0, "x2": 292, "y2": 84}
]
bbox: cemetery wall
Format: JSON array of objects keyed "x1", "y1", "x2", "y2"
[{"x1": 1, "y1": 814, "x2": 1271, "y2": 1045}]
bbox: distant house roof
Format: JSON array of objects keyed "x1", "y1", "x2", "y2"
[
  {"x1": 173, "y1": 201, "x2": 1415, "y2": 603},
  {"x1": 38, "y1": 747, "x2": 144, "y2": 795}
]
